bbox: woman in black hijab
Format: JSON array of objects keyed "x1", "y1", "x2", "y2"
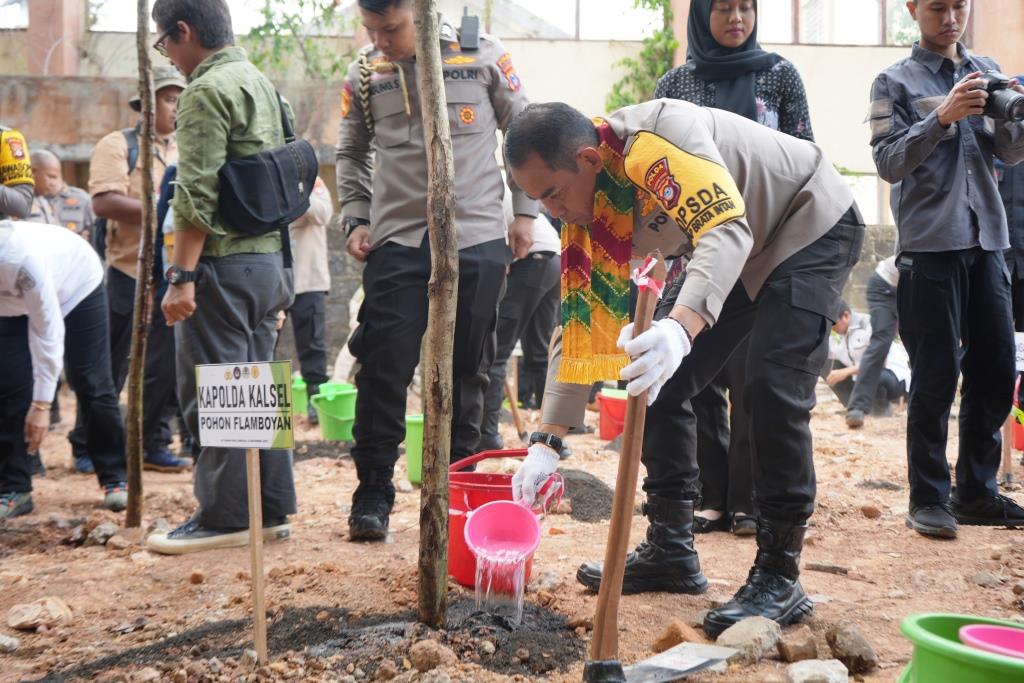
[
  {"x1": 653, "y1": 1, "x2": 816, "y2": 539},
  {"x1": 655, "y1": 0, "x2": 814, "y2": 140}
]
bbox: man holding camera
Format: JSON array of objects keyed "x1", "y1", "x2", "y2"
[{"x1": 870, "y1": 0, "x2": 1024, "y2": 539}]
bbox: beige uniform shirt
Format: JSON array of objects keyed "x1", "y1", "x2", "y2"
[
  {"x1": 543, "y1": 99, "x2": 857, "y2": 428},
  {"x1": 28, "y1": 185, "x2": 95, "y2": 238},
  {"x1": 289, "y1": 177, "x2": 333, "y2": 295},
  {"x1": 88, "y1": 130, "x2": 176, "y2": 279},
  {"x1": 335, "y1": 19, "x2": 538, "y2": 251}
]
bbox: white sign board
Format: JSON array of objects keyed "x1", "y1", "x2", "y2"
[{"x1": 196, "y1": 361, "x2": 294, "y2": 449}]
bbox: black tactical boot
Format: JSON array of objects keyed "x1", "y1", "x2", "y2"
[
  {"x1": 348, "y1": 467, "x2": 395, "y2": 541},
  {"x1": 576, "y1": 495, "x2": 707, "y2": 594},
  {"x1": 703, "y1": 518, "x2": 814, "y2": 638}
]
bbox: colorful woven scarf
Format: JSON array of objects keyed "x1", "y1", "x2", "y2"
[{"x1": 558, "y1": 120, "x2": 635, "y2": 385}]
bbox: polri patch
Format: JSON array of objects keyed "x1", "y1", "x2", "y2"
[
  {"x1": 497, "y1": 53, "x2": 521, "y2": 92},
  {"x1": 341, "y1": 82, "x2": 353, "y2": 119},
  {"x1": 624, "y1": 131, "x2": 745, "y2": 244},
  {"x1": 459, "y1": 106, "x2": 476, "y2": 125}
]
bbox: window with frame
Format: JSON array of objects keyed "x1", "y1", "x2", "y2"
[{"x1": 758, "y1": 0, "x2": 941, "y2": 47}]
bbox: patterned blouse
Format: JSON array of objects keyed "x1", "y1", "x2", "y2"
[{"x1": 654, "y1": 58, "x2": 815, "y2": 142}]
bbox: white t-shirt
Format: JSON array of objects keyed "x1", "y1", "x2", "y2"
[
  {"x1": 875, "y1": 255, "x2": 899, "y2": 288},
  {"x1": 0, "y1": 220, "x2": 104, "y2": 401},
  {"x1": 828, "y1": 310, "x2": 911, "y2": 388}
]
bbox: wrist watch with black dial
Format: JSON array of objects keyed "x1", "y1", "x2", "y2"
[
  {"x1": 165, "y1": 265, "x2": 197, "y2": 286},
  {"x1": 529, "y1": 431, "x2": 564, "y2": 452},
  {"x1": 344, "y1": 217, "x2": 370, "y2": 238}
]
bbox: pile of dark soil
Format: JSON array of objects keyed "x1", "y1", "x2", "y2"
[{"x1": 560, "y1": 469, "x2": 614, "y2": 523}]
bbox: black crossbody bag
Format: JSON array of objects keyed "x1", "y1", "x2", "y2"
[{"x1": 217, "y1": 93, "x2": 318, "y2": 265}]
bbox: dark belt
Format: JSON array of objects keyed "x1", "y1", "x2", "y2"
[{"x1": 529, "y1": 251, "x2": 558, "y2": 259}]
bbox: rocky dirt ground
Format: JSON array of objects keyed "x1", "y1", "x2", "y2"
[{"x1": 1, "y1": 386, "x2": 1023, "y2": 683}]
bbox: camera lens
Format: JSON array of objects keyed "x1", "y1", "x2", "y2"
[{"x1": 990, "y1": 89, "x2": 1024, "y2": 121}]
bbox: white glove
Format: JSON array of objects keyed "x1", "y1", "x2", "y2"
[
  {"x1": 512, "y1": 443, "x2": 560, "y2": 507},
  {"x1": 618, "y1": 318, "x2": 692, "y2": 405}
]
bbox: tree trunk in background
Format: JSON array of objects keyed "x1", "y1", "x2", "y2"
[
  {"x1": 412, "y1": 0, "x2": 458, "y2": 629},
  {"x1": 125, "y1": 0, "x2": 156, "y2": 528}
]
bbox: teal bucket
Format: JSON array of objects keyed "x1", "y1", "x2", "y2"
[
  {"x1": 311, "y1": 388, "x2": 357, "y2": 441},
  {"x1": 404, "y1": 414, "x2": 424, "y2": 485},
  {"x1": 292, "y1": 377, "x2": 307, "y2": 416},
  {"x1": 898, "y1": 613, "x2": 1024, "y2": 683}
]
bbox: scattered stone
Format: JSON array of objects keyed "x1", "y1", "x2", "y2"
[
  {"x1": 567, "y1": 612, "x2": 594, "y2": 631},
  {"x1": 67, "y1": 525, "x2": 87, "y2": 545},
  {"x1": 972, "y1": 570, "x2": 1004, "y2": 588},
  {"x1": 316, "y1": 610, "x2": 330, "y2": 621},
  {"x1": 189, "y1": 570, "x2": 205, "y2": 585},
  {"x1": 409, "y1": 640, "x2": 457, "y2": 672},
  {"x1": 268, "y1": 661, "x2": 287, "y2": 674},
  {"x1": 992, "y1": 551, "x2": 1002, "y2": 561},
  {"x1": 778, "y1": 625, "x2": 818, "y2": 663},
  {"x1": 859, "y1": 505, "x2": 881, "y2": 519},
  {"x1": 0, "y1": 633, "x2": 20, "y2": 653},
  {"x1": 240, "y1": 649, "x2": 259, "y2": 671},
  {"x1": 375, "y1": 660, "x2": 399, "y2": 680},
  {"x1": 530, "y1": 570, "x2": 560, "y2": 592},
  {"x1": 106, "y1": 535, "x2": 133, "y2": 551},
  {"x1": 419, "y1": 672, "x2": 451, "y2": 683},
  {"x1": 691, "y1": 610, "x2": 709, "y2": 629},
  {"x1": 354, "y1": 668, "x2": 366, "y2": 678},
  {"x1": 716, "y1": 616, "x2": 782, "y2": 664},
  {"x1": 554, "y1": 499, "x2": 573, "y2": 515},
  {"x1": 888, "y1": 589, "x2": 908, "y2": 599},
  {"x1": 653, "y1": 618, "x2": 706, "y2": 653},
  {"x1": 548, "y1": 527, "x2": 566, "y2": 536},
  {"x1": 171, "y1": 670, "x2": 187, "y2": 683},
  {"x1": 479, "y1": 640, "x2": 496, "y2": 656},
  {"x1": 7, "y1": 596, "x2": 73, "y2": 631},
  {"x1": 1012, "y1": 582, "x2": 1024, "y2": 596},
  {"x1": 826, "y1": 623, "x2": 879, "y2": 674},
  {"x1": 785, "y1": 659, "x2": 849, "y2": 683},
  {"x1": 132, "y1": 667, "x2": 160, "y2": 682},
  {"x1": 515, "y1": 647, "x2": 530, "y2": 663},
  {"x1": 146, "y1": 517, "x2": 172, "y2": 535},
  {"x1": 208, "y1": 657, "x2": 223, "y2": 674},
  {"x1": 84, "y1": 522, "x2": 119, "y2": 547},
  {"x1": 396, "y1": 479, "x2": 413, "y2": 494}
]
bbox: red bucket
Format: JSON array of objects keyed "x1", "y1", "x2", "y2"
[
  {"x1": 448, "y1": 450, "x2": 560, "y2": 589},
  {"x1": 597, "y1": 389, "x2": 628, "y2": 440}
]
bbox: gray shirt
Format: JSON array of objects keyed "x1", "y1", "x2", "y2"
[
  {"x1": 335, "y1": 19, "x2": 538, "y2": 252},
  {"x1": 870, "y1": 43, "x2": 1024, "y2": 254}
]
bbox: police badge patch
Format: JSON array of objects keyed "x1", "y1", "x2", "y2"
[
  {"x1": 341, "y1": 82, "x2": 353, "y2": 119},
  {"x1": 643, "y1": 157, "x2": 681, "y2": 210},
  {"x1": 497, "y1": 53, "x2": 521, "y2": 92}
]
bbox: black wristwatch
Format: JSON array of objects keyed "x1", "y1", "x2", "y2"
[
  {"x1": 344, "y1": 217, "x2": 370, "y2": 238},
  {"x1": 529, "y1": 431, "x2": 564, "y2": 452},
  {"x1": 165, "y1": 264, "x2": 197, "y2": 286}
]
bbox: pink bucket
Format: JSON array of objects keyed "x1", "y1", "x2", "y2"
[
  {"x1": 960, "y1": 624, "x2": 1024, "y2": 660},
  {"x1": 464, "y1": 500, "x2": 541, "y2": 595}
]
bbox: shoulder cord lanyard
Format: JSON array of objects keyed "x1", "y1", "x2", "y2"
[{"x1": 358, "y1": 53, "x2": 412, "y2": 137}]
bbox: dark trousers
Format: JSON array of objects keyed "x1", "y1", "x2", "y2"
[
  {"x1": 482, "y1": 252, "x2": 560, "y2": 438},
  {"x1": 691, "y1": 337, "x2": 753, "y2": 516},
  {"x1": 897, "y1": 248, "x2": 1014, "y2": 506},
  {"x1": 824, "y1": 363, "x2": 905, "y2": 409},
  {"x1": 142, "y1": 303, "x2": 178, "y2": 454},
  {"x1": 848, "y1": 272, "x2": 899, "y2": 414},
  {"x1": 175, "y1": 253, "x2": 296, "y2": 528},
  {"x1": 108, "y1": 267, "x2": 135, "y2": 393},
  {"x1": 349, "y1": 236, "x2": 508, "y2": 470},
  {"x1": 641, "y1": 207, "x2": 863, "y2": 522},
  {"x1": 0, "y1": 286, "x2": 127, "y2": 492},
  {"x1": 288, "y1": 291, "x2": 330, "y2": 397}
]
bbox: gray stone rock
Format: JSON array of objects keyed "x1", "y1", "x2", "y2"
[
  {"x1": 146, "y1": 517, "x2": 172, "y2": 535},
  {"x1": 777, "y1": 625, "x2": 818, "y2": 663},
  {"x1": 132, "y1": 668, "x2": 161, "y2": 683},
  {"x1": 785, "y1": 659, "x2": 849, "y2": 683},
  {"x1": 716, "y1": 616, "x2": 783, "y2": 664},
  {"x1": 0, "y1": 633, "x2": 20, "y2": 653},
  {"x1": 240, "y1": 649, "x2": 258, "y2": 671},
  {"x1": 972, "y1": 570, "x2": 1004, "y2": 588},
  {"x1": 84, "y1": 521, "x2": 119, "y2": 547},
  {"x1": 826, "y1": 622, "x2": 879, "y2": 674}
]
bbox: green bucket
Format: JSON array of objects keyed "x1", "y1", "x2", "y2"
[
  {"x1": 292, "y1": 377, "x2": 307, "y2": 416},
  {"x1": 404, "y1": 414, "x2": 424, "y2": 486},
  {"x1": 898, "y1": 613, "x2": 1024, "y2": 683},
  {"x1": 316, "y1": 381, "x2": 354, "y2": 397},
  {"x1": 311, "y1": 389, "x2": 357, "y2": 441}
]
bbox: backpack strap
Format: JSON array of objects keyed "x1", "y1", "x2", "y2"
[{"x1": 122, "y1": 127, "x2": 140, "y2": 174}]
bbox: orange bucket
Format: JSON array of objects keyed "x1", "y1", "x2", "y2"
[{"x1": 597, "y1": 388, "x2": 629, "y2": 440}]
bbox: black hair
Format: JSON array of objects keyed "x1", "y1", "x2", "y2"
[
  {"x1": 836, "y1": 299, "x2": 852, "y2": 318},
  {"x1": 152, "y1": 0, "x2": 234, "y2": 50},
  {"x1": 503, "y1": 102, "x2": 599, "y2": 173},
  {"x1": 357, "y1": 0, "x2": 407, "y2": 14}
]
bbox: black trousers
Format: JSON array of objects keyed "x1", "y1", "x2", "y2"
[
  {"x1": 349, "y1": 236, "x2": 509, "y2": 469},
  {"x1": 897, "y1": 248, "x2": 1014, "y2": 506},
  {"x1": 107, "y1": 267, "x2": 135, "y2": 393},
  {"x1": 825, "y1": 363, "x2": 905, "y2": 409},
  {"x1": 0, "y1": 285, "x2": 127, "y2": 492},
  {"x1": 482, "y1": 252, "x2": 560, "y2": 437},
  {"x1": 848, "y1": 272, "x2": 899, "y2": 414},
  {"x1": 691, "y1": 337, "x2": 753, "y2": 516},
  {"x1": 142, "y1": 302, "x2": 178, "y2": 454},
  {"x1": 642, "y1": 207, "x2": 863, "y2": 522},
  {"x1": 288, "y1": 291, "x2": 330, "y2": 397}
]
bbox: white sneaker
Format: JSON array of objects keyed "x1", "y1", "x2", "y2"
[{"x1": 146, "y1": 519, "x2": 291, "y2": 555}]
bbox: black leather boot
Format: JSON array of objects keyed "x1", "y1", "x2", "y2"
[
  {"x1": 348, "y1": 467, "x2": 395, "y2": 541},
  {"x1": 576, "y1": 495, "x2": 707, "y2": 595},
  {"x1": 703, "y1": 518, "x2": 813, "y2": 638}
]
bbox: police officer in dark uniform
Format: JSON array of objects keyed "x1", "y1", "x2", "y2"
[{"x1": 336, "y1": 0, "x2": 537, "y2": 541}]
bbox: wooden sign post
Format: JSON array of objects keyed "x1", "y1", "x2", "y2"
[{"x1": 196, "y1": 361, "x2": 294, "y2": 665}]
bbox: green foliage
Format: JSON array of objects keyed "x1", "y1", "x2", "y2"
[
  {"x1": 606, "y1": 0, "x2": 677, "y2": 112},
  {"x1": 243, "y1": 0, "x2": 357, "y2": 81}
]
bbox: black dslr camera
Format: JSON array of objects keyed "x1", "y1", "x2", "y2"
[{"x1": 979, "y1": 70, "x2": 1024, "y2": 121}]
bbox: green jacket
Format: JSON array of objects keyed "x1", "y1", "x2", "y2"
[{"x1": 172, "y1": 46, "x2": 292, "y2": 257}]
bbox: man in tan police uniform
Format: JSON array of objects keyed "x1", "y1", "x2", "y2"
[
  {"x1": 0, "y1": 125, "x2": 34, "y2": 220},
  {"x1": 336, "y1": 0, "x2": 537, "y2": 541},
  {"x1": 28, "y1": 150, "x2": 94, "y2": 241},
  {"x1": 504, "y1": 100, "x2": 864, "y2": 640}
]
